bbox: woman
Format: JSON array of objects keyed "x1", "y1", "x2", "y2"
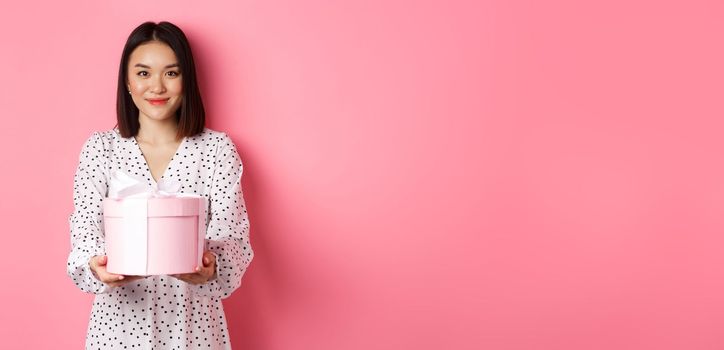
[{"x1": 66, "y1": 21, "x2": 253, "y2": 349}]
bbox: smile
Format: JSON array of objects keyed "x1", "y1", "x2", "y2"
[{"x1": 147, "y1": 99, "x2": 169, "y2": 106}]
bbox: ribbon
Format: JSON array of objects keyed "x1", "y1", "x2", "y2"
[{"x1": 108, "y1": 170, "x2": 199, "y2": 199}]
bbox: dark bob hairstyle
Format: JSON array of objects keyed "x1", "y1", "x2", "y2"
[{"x1": 115, "y1": 21, "x2": 205, "y2": 139}]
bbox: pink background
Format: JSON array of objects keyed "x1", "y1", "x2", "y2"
[{"x1": 1, "y1": 0, "x2": 723, "y2": 349}]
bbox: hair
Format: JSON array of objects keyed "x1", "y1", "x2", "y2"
[{"x1": 115, "y1": 21, "x2": 205, "y2": 140}]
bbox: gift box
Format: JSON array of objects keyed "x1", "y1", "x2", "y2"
[{"x1": 102, "y1": 171, "x2": 208, "y2": 276}]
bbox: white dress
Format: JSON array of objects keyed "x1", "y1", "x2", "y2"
[{"x1": 66, "y1": 127, "x2": 254, "y2": 349}]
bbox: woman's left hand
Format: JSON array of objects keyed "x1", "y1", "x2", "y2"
[{"x1": 169, "y1": 251, "x2": 217, "y2": 285}]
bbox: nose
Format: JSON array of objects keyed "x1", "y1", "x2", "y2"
[{"x1": 149, "y1": 75, "x2": 166, "y2": 94}]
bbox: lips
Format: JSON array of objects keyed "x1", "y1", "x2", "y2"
[{"x1": 147, "y1": 98, "x2": 169, "y2": 105}]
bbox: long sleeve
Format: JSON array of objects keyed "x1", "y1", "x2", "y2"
[
  {"x1": 66, "y1": 132, "x2": 112, "y2": 294},
  {"x1": 189, "y1": 133, "x2": 254, "y2": 299}
]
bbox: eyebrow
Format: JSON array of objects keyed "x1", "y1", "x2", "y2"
[{"x1": 133, "y1": 63, "x2": 180, "y2": 69}]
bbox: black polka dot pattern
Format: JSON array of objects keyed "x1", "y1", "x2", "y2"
[{"x1": 66, "y1": 127, "x2": 253, "y2": 349}]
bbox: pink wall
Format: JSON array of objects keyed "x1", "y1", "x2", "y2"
[{"x1": 1, "y1": 0, "x2": 723, "y2": 349}]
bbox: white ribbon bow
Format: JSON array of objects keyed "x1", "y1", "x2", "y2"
[{"x1": 108, "y1": 170, "x2": 195, "y2": 199}]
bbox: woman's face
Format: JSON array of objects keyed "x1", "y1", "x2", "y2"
[{"x1": 126, "y1": 41, "x2": 183, "y2": 123}]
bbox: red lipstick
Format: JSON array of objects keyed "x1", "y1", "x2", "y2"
[{"x1": 147, "y1": 98, "x2": 169, "y2": 106}]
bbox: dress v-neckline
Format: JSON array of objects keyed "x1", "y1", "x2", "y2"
[{"x1": 131, "y1": 135, "x2": 188, "y2": 186}]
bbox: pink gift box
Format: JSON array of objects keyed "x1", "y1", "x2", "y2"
[{"x1": 102, "y1": 196, "x2": 208, "y2": 276}]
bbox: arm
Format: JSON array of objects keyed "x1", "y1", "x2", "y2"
[
  {"x1": 188, "y1": 133, "x2": 254, "y2": 299},
  {"x1": 66, "y1": 132, "x2": 112, "y2": 294}
]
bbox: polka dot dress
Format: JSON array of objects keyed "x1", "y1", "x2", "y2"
[{"x1": 66, "y1": 127, "x2": 253, "y2": 349}]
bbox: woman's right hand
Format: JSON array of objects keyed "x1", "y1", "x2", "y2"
[{"x1": 89, "y1": 255, "x2": 147, "y2": 287}]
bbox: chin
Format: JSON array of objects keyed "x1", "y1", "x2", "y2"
[{"x1": 142, "y1": 113, "x2": 175, "y2": 121}]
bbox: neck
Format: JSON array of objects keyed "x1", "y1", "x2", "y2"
[{"x1": 136, "y1": 114, "x2": 180, "y2": 144}]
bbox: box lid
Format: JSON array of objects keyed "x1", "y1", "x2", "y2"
[{"x1": 103, "y1": 196, "x2": 205, "y2": 217}]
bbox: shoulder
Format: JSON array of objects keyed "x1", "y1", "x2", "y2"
[
  {"x1": 76, "y1": 129, "x2": 115, "y2": 166},
  {"x1": 80, "y1": 129, "x2": 112, "y2": 151},
  {"x1": 79, "y1": 127, "x2": 130, "y2": 158},
  {"x1": 197, "y1": 127, "x2": 237, "y2": 151},
  {"x1": 197, "y1": 127, "x2": 232, "y2": 142},
  {"x1": 82, "y1": 127, "x2": 127, "y2": 144},
  {"x1": 83, "y1": 127, "x2": 123, "y2": 150}
]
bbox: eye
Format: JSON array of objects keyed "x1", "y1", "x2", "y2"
[
  {"x1": 167, "y1": 71, "x2": 180, "y2": 77},
  {"x1": 137, "y1": 71, "x2": 148, "y2": 77}
]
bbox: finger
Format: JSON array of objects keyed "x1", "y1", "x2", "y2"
[
  {"x1": 205, "y1": 252, "x2": 216, "y2": 266},
  {"x1": 91, "y1": 257, "x2": 122, "y2": 283},
  {"x1": 207, "y1": 259, "x2": 217, "y2": 278},
  {"x1": 92, "y1": 255, "x2": 108, "y2": 268},
  {"x1": 103, "y1": 274, "x2": 125, "y2": 283},
  {"x1": 120, "y1": 276, "x2": 144, "y2": 284},
  {"x1": 178, "y1": 268, "x2": 199, "y2": 283},
  {"x1": 170, "y1": 273, "x2": 191, "y2": 281},
  {"x1": 199, "y1": 264, "x2": 213, "y2": 279},
  {"x1": 108, "y1": 275, "x2": 144, "y2": 287},
  {"x1": 89, "y1": 256, "x2": 99, "y2": 269},
  {"x1": 170, "y1": 274, "x2": 190, "y2": 282},
  {"x1": 178, "y1": 274, "x2": 200, "y2": 284},
  {"x1": 94, "y1": 265, "x2": 121, "y2": 283},
  {"x1": 97, "y1": 268, "x2": 129, "y2": 283},
  {"x1": 106, "y1": 279, "x2": 123, "y2": 288}
]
